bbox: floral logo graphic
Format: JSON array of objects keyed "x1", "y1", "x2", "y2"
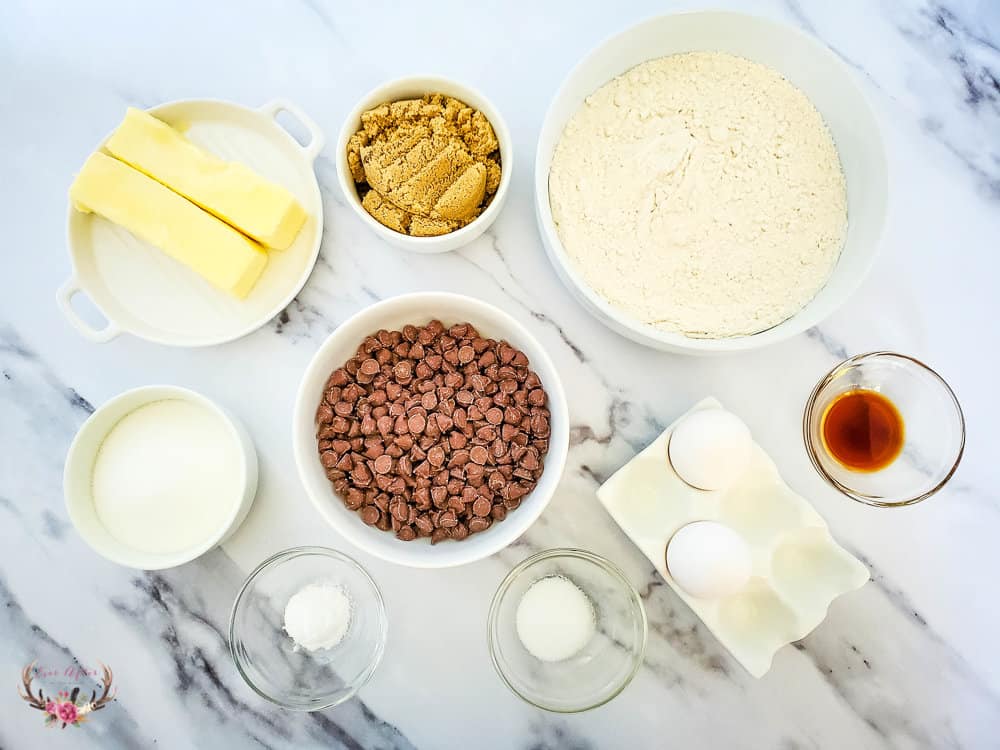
[{"x1": 18, "y1": 661, "x2": 115, "y2": 729}]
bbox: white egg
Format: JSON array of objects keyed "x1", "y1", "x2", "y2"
[
  {"x1": 667, "y1": 408, "x2": 752, "y2": 490},
  {"x1": 666, "y1": 521, "x2": 752, "y2": 599}
]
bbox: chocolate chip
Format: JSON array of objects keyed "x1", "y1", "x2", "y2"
[
  {"x1": 345, "y1": 489, "x2": 365, "y2": 509},
  {"x1": 316, "y1": 321, "x2": 551, "y2": 545},
  {"x1": 394, "y1": 360, "x2": 413, "y2": 382},
  {"x1": 448, "y1": 449, "x2": 470, "y2": 468},
  {"x1": 427, "y1": 445, "x2": 446, "y2": 467},
  {"x1": 415, "y1": 514, "x2": 434, "y2": 534},
  {"x1": 351, "y1": 463, "x2": 372, "y2": 486},
  {"x1": 466, "y1": 463, "x2": 485, "y2": 484},
  {"x1": 373, "y1": 454, "x2": 393, "y2": 474},
  {"x1": 397, "y1": 526, "x2": 416, "y2": 541},
  {"x1": 431, "y1": 527, "x2": 451, "y2": 544},
  {"x1": 407, "y1": 413, "x2": 427, "y2": 435},
  {"x1": 507, "y1": 483, "x2": 529, "y2": 500},
  {"x1": 316, "y1": 402, "x2": 334, "y2": 423},
  {"x1": 530, "y1": 414, "x2": 550, "y2": 438},
  {"x1": 468, "y1": 516, "x2": 491, "y2": 533}
]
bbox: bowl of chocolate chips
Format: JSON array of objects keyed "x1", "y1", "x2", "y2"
[{"x1": 293, "y1": 292, "x2": 569, "y2": 568}]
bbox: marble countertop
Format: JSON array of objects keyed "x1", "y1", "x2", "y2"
[{"x1": 3, "y1": 0, "x2": 998, "y2": 747}]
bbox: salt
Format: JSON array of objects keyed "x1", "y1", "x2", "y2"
[
  {"x1": 515, "y1": 575, "x2": 596, "y2": 662},
  {"x1": 283, "y1": 583, "x2": 352, "y2": 652}
]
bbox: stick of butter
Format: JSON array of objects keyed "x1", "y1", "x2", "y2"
[
  {"x1": 105, "y1": 108, "x2": 307, "y2": 250},
  {"x1": 70, "y1": 152, "x2": 267, "y2": 298}
]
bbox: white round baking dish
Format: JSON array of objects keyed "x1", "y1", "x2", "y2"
[
  {"x1": 64, "y1": 385, "x2": 258, "y2": 569},
  {"x1": 336, "y1": 76, "x2": 512, "y2": 254},
  {"x1": 59, "y1": 98, "x2": 325, "y2": 346},
  {"x1": 535, "y1": 11, "x2": 888, "y2": 354},
  {"x1": 293, "y1": 292, "x2": 568, "y2": 568}
]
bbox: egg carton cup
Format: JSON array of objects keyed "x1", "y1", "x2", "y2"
[{"x1": 597, "y1": 397, "x2": 869, "y2": 677}]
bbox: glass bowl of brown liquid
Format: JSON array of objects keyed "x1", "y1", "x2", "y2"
[{"x1": 803, "y1": 352, "x2": 965, "y2": 507}]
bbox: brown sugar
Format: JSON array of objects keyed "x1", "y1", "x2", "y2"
[{"x1": 347, "y1": 94, "x2": 502, "y2": 237}]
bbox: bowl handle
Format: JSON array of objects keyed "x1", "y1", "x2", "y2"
[
  {"x1": 259, "y1": 99, "x2": 325, "y2": 163},
  {"x1": 57, "y1": 277, "x2": 121, "y2": 343}
]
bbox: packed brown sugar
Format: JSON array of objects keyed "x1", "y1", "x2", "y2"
[{"x1": 347, "y1": 94, "x2": 502, "y2": 236}]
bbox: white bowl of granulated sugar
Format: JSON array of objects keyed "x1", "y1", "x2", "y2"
[
  {"x1": 64, "y1": 385, "x2": 258, "y2": 569},
  {"x1": 535, "y1": 11, "x2": 887, "y2": 354}
]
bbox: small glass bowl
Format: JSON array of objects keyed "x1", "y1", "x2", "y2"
[
  {"x1": 487, "y1": 548, "x2": 647, "y2": 713},
  {"x1": 229, "y1": 546, "x2": 387, "y2": 710},
  {"x1": 803, "y1": 352, "x2": 965, "y2": 507}
]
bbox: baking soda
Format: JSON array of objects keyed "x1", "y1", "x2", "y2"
[{"x1": 283, "y1": 583, "x2": 353, "y2": 651}]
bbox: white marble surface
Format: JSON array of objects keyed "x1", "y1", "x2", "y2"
[{"x1": 2, "y1": 0, "x2": 998, "y2": 747}]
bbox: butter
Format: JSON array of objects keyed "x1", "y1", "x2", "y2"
[
  {"x1": 71, "y1": 152, "x2": 267, "y2": 298},
  {"x1": 105, "y1": 108, "x2": 306, "y2": 250}
]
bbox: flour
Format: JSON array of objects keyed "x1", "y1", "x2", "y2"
[{"x1": 549, "y1": 52, "x2": 847, "y2": 338}]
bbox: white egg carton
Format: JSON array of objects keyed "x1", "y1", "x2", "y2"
[{"x1": 597, "y1": 397, "x2": 869, "y2": 677}]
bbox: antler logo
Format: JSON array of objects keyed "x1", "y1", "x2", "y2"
[{"x1": 18, "y1": 661, "x2": 115, "y2": 728}]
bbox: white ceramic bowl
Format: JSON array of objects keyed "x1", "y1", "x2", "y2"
[
  {"x1": 293, "y1": 293, "x2": 568, "y2": 568},
  {"x1": 64, "y1": 385, "x2": 258, "y2": 569},
  {"x1": 535, "y1": 11, "x2": 888, "y2": 354},
  {"x1": 59, "y1": 98, "x2": 324, "y2": 346},
  {"x1": 336, "y1": 76, "x2": 512, "y2": 253}
]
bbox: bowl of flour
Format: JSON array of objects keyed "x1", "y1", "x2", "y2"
[{"x1": 535, "y1": 11, "x2": 887, "y2": 353}]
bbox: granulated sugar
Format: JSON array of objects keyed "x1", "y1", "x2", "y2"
[{"x1": 91, "y1": 398, "x2": 242, "y2": 555}]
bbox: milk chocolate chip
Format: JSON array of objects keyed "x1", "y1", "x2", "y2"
[{"x1": 315, "y1": 320, "x2": 551, "y2": 544}]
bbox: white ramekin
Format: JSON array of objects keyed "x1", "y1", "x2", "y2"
[
  {"x1": 292, "y1": 292, "x2": 568, "y2": 568},
  {"x1": 64, "y1": 385, "x2": 258, "y2": 570},
  {"x1": 535, "y1": 11, "x2": 888, "y2": 354},
  {"x1": 336, "y1": 76, "x2": 513, "y2": 253}
]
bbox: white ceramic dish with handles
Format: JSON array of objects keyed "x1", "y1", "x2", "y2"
[
  {"x1": 535, "y1": 11, "x2": 888, "y2": 354},
  {"x1": 64, "y1": 385, "x2": 258, "y2": 570},
  {"x1": 336, "y1": 76, "x2": 512, "y2": 254},
  {"x1": 59, "y1": 99, "x2": 325, "y2": 346},
  {"x1": 293, "y1": 292, "x2": 568, "y2": 568}
]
